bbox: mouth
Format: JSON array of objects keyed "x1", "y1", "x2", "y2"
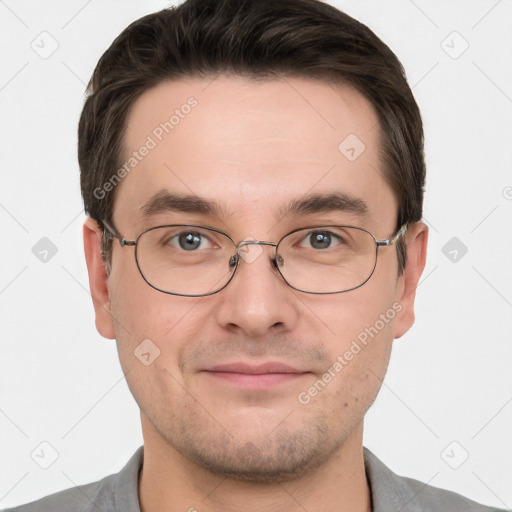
[{"x1": 201, "y1": 362, "x2": 311, "y2": 389}]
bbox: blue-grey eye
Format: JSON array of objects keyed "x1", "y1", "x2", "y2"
[
  {"x1": 178, "y1": 232, "x2": 203, "y2": 250},
  {"x1": 308, "y1": 231, "x2": 334, "y2": 249}
]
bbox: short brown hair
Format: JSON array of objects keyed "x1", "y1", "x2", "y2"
[{"x1": 78, "y1": 0, "x2": 425, "y2": 272}]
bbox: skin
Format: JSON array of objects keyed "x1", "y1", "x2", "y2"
[{"x1": 83, "y1": 76, "x2": 428, "y2": 512}]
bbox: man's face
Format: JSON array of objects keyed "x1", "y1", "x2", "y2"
[{"x1": 86, "y1": 76, "x2": 424, "y2": 481}]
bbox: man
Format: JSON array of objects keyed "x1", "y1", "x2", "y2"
[{"x1": 5, "y1": 0, "x2": 506, "y2": 510}]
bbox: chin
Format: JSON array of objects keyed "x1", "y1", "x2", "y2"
[{"x1": 159, "y1": 414, "x2": 347, "y2": 483}]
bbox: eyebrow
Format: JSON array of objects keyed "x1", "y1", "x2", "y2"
[
  {"x1": 138, "y1": 189, "x2": 368, "y2": 220},
  {"x1": 139, "y1": 189, "x2": 226, "y2": 217},
  {"x1": 279, "y1": 192, "x2": 368, "y2": 218}
]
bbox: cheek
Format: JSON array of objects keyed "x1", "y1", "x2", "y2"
[
  {"x1": 109, "y1": 251, "x2": 199, "y2": 341},
  {"x1": 107, "y1": 258, "x2": 199, "y2": 375},
  {"x1": 108, "y1": 272, "x2": 201, "y2": 416},
  {"x1": 295, "y1": 316, "x2": 393, "y2": 440},
  {"x1": 318, "y1": 278, "x2": 399, "y2": 350},
  {"x1": 310, "y1": 263, "x2": 399, "y2": 398}
]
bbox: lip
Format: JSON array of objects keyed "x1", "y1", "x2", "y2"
[
  {"x1": 202, "y1": 362, "x2": 310, "y2": 389},
  {"x1": 208, "y1": 362, "x2": 305, "y2": 374}
]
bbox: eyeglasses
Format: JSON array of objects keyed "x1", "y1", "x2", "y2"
[{"x1": 102, "y1": 221, "x2": 407, "y2": 297}]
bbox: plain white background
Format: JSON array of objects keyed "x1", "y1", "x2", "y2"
[{"x1": 0, "y1": 0, "x2": 511, "y2": 509}]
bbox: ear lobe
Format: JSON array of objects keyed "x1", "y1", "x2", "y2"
[
  {"x1": 83, "y1": 217, "x2": 116, "y2": 340},
  {"x1": 394, "y1": 221, "x2": 428, "y2": 339}
]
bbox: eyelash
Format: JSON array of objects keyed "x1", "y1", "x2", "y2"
[{"x1": 162, "y1": 228, "x2": 347, "y2": 252}]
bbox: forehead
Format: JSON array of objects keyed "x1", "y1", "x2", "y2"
[{"x1": 115, "y1": 76, "x2": 396, "y2": 232}]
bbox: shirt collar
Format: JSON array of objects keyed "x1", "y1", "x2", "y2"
[{"x1": 108, "y1": 445, "x2": 431, "y2": 512}]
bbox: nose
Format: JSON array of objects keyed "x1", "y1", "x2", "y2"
[{"x1": 213, "y1": 242, "x2": 299, "y2": 338}]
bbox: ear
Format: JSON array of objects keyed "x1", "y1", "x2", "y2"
[
  {"x1": 394, "y1": 221, "x2": 428, "y2": 339},
  {"x1": 83, "y1": 217, "x2": 116, "y2": 340}
]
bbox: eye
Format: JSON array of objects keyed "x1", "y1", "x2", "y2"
[
  {"x1": 300, "y1": 231, "x2": 341, "y2": 250},
  {"x1": 169, "y1": 231, "x2": 213, "y2": 251}
]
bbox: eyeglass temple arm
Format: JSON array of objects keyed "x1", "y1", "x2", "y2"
[
  {"x1": 100, "y1": 219, "x2": 135, "y2": 247},
  {"x1": 376, "y1": 224, "x2": 408, "y2": 247}
]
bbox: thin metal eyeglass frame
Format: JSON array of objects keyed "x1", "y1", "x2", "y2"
[{"x1": 101, "y1": 220, "x2": 408, "y2": 297}]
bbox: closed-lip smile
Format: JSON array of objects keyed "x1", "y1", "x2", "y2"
[{"x1": 202, "y1": 362, "x2": 310, "y2": 389}]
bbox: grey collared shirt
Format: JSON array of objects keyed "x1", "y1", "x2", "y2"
[{"x1": 3, "y1": 446, "x2": 506, "y2": 511}]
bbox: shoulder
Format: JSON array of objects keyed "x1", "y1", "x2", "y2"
[
  {"x1": 3, "y1": 447, "x2": 143, "y2": 512},
  {"x1": 2, "y1": 478, "x2": 113, "y2": 512},
  {"x1": 389, "y1": 472, "x2": 505, "y2": 512},
  {"x1": 363, "y1": 448, "x2": 507, "y2": 512}
]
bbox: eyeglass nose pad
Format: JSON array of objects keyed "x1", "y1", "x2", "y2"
[
  {"x1": 228, "y1": 254, "x2": 238, "y2": 269},
  {"x1": 272, "y1": 254, "x2": 284, "y2": 269}
]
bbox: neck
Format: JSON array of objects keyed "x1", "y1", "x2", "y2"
[{"x1": 138, "y1": 417, "x2": 371, "y2": 512}]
